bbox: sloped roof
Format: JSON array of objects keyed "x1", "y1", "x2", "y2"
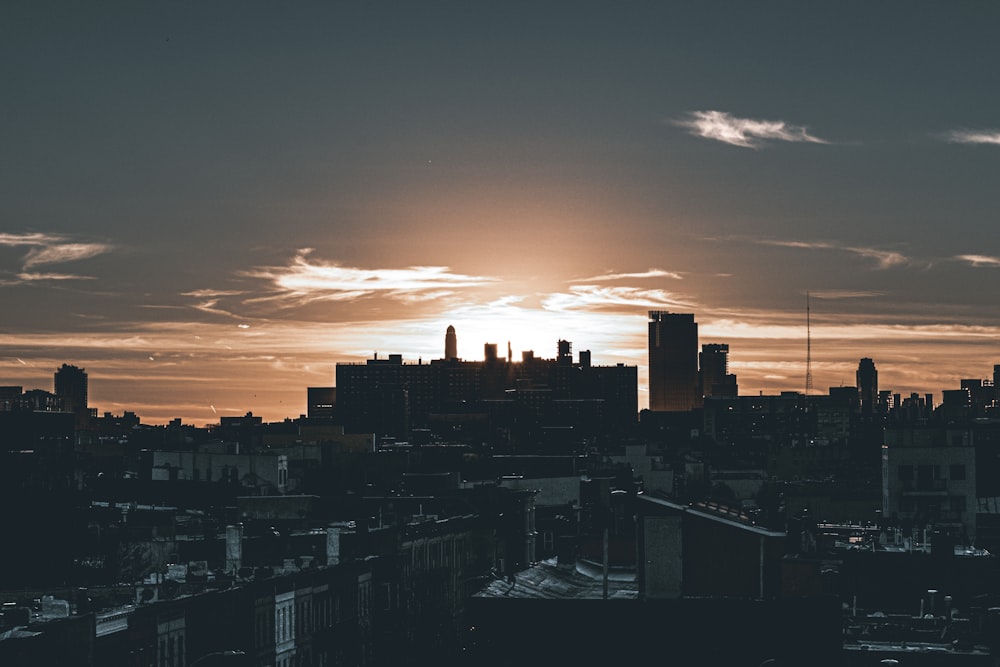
[{"x1": 475, "y1": 558, "x2": 637, "y2": 600}]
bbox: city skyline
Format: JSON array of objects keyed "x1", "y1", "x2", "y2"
[{"x1": 4, "y1": 3, "x2": 1000, "y2": 424}]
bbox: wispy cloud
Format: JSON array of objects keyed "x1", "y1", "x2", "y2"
[
  {"x1": 0, "y1": 232, "x2": 60, "y2": 246},
  {"x1": 181, "y1": 289, "x2": 247, "y2": 299},
  {"x1": 17, "y1": 272, "x2": 96, "y2": 282},
  {"x1": 574, "y1": 269, "x2": 684, "y2": 282},
  {"x1": 0, "y1": 232, "x2": 114, "y2": 282},
  {"x1": 673, "y1": 110, "x2": 829, "y2": 149},
  {"x1": 189, "y1": 298, "x2": 240, "y2": 318},
  {"x1": 759, "y1": 239, "x2": 908, "y2": 269},
  {"x1": 808, "y1": 290, "x2": 883, "y2": 300},
  {"x1": 546, "y1": 285, "x2": 691, "y2": 312},
  {"x1": 23, "y1": 242, "x2": 113, "y2": 268},
  {"x1": 954, "y1": 254, "x2": 1000, "y2": 267},
  {"x1": 240, "y1": 249, "x2": 497, "y2": 307},
  {"x1": 847, "y1": 247, "x2": 908, "y2": 269},
  {"x1": 942, "y1": 129, "x2": 1000, "y2": 146}
]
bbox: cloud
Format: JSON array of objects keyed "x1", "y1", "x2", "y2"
[
  {"x1": 942, "y1": 129, "x2": 1000, "y2": 146},
  {"x1": 759, "y1": 239, "x2": 908, "y2": 269},
  {"x1": 0, "y1": 232, "x2": 114, "y2": 283},
  {"x1": 181, "y1": 289, "x2": 247, "y2": 298},
  {"x1": 0, "y1": 232, "x2": 62, "y2": 246},
  {"x1": 954, "y1": 254, "x2": 1000, "y2": 267},
  {"x1": 808, "y1": 290, "x2": 884, "y2": 300},
  {"x1": 23, "y1": 242, "x2": 113, "y2": 268},
  {"x1": 846, "y1": 247, "x2": 908, "y2": 269},
  {"x1": 17, "y1": 272, "x2": 96, "y2": 281},
  {"x1": 190, "y1": 298, "x2": 239, "y2": 318},
  {"x1": 239, "y1": 249, "x2": 497, "y2": 307},
  {"x1": 574, "y1": 268, "x2": 684, "y2": 282},
  {"x1": 673, "y1": 110, "x2": 829, "y2": 148},
  {"x1": 545, "y1": 285, "x2": 692, "y2": 312}
]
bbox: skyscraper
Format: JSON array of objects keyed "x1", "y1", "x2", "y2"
[
  {"x1": 857, "y1": 357, "x2": 878, "y2": 415},
  {"x1": 648, "y1": 311, "x2": 698, "y2": 411},
  {"x1": 445, "y1": 325, "x2": 458, "y2": 360}
]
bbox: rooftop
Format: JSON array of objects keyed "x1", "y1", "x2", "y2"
[{"x1": 475, "y1": 557, "x2": 637, "y2": 600}]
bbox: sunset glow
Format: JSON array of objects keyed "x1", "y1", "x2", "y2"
[{"x1": 4, "y1": 4, "x2": 1000, "y2": 425}]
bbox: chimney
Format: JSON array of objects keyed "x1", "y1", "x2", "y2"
[{"x1": 226, "y1": 524, "x2": 243, "y2": 574}]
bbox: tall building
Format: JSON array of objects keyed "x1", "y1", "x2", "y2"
[
  {"x1": 699, "y1": 343, "x2": 737, "y2": 399},
  {"x1": 648, "y1": 311, "x2": 698, "y2": 412},
  {"x1": 557, "y1": 339, "x2": 572, "y2": 366},
  {"x1": 445, "y1": 325, "x2": 458, "y2": 360},
  {"x1": 856, "y1": 358, "x2": 878, "y2": 415},
  {"x1": 54, "y1": 363, "x2": 88, "y2": 414},
  {"x1": 994, "y1": 364, "x2": 1000, "y2": 404}
]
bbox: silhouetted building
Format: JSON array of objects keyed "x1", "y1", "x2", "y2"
[
  {"x1": 995, "y1": 364, "x2": 1000, "y2": 404},
  {"x1": 637, "y1": 494, "x2": 785, "y2": 599},
  {"x1": 856, "y1": 358, "x2": 878, "y2": 415},
  {"x1": 0, "y1": 385, "x2": 23, "y2": 410},
  {"x1": 55, "y1": 363, "x2": 89, "y2": 427},
  {"x1": 883, "y1": 424, "x2": 977, "y2": 543},
  {"x1": 306, "y1": 386, "x2": 336, "y2": 420},
  {"x1": 648, "y1": 311, "x2": 698, "y2": 411},
  {"x1": 699, "y1": 343, "x2": 737, "y2": 399},
  {"x1": 54, "y1": 363, "x2": 87, "y2": 411},
  {"x1": 336, "y1": 342, "x2": 637, "y2": 440},
  {"x1": 445, "y1": 325, "x2": 458, "y2": 361},
  {"x1": 557, "y1": 339, "x2": 572, "y2": 366}
]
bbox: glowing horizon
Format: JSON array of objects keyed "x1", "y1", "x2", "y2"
[
  {"x1": 4, "y1": 289, "x2": 1000, "y2": 426},
  {"x1": 4, "y1": 5, "x2": 1000, "y2": 426}
]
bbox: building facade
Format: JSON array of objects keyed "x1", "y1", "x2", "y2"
[{"x1": 648, "y1": 311, "x2": 698, "y2": 412}]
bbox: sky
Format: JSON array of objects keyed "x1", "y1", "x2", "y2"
[{"x1": 3, "y1": 2, "x2": 1000, "y2": 425}]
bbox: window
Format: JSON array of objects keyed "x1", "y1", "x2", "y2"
[
  {"x1": 898, "y1": 465, "x2": 913, "y2": 481},
  {"x1": 917, "y1": 464, "x2": 938, "y2": 481},
  {"x1": 950, "y1": 464, "x2": 966, "y2": 481},
  {"x1": 380, "y1": 583, "x2": 392, "y2": 611}
]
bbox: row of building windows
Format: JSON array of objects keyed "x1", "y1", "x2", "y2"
[
  {"x1": 897, "y1": 464, "x2": 966, "y2": 481},
  {"x1": 898, "y1": 496, "x2": 967, "y2": 512},
  {"x1": 256, "y1": 593, "x2": 349, "y2": 650}
]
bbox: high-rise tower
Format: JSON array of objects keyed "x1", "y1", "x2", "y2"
[
  {"x1": 445, "y1": 325, "x2": 458, "y2": 360},
  {"x1": 648, "y1": 311, "x2": 698, "y2": 411},
  {"x1": 857, "y1": 357, "x2": 878, "y2": 415},
  {"x1": 54, "y1": 363, "x2": 88, "y2": 413}
]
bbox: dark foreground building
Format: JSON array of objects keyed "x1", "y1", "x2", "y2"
[{"x1": 466, "y1": 596, "x2": 842, "y2": 667}]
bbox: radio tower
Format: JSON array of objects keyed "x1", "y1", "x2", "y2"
[{"x1": 805, "y1": 291, "x2": 814, "y2": 395}]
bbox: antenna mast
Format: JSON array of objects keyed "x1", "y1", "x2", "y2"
[{"x1": 805, "y1": 291, "x2": 814, "y2": 395}]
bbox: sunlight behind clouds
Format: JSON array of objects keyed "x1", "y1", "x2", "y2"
[{"x1": 240, "y1": 249, "x2": 497, "y2": 307}]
